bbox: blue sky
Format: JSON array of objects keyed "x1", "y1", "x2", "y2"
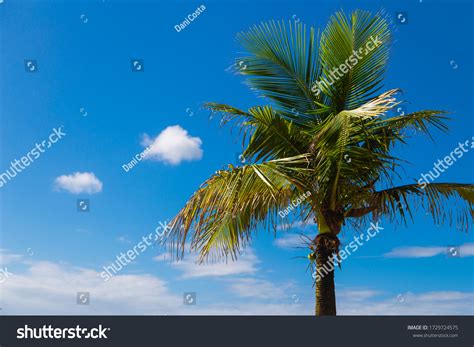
[{"x1": 0, "y1": 0, "x2": 473, "y2": 315}]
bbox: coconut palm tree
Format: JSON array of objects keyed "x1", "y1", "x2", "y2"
[{"x1": 166, "y1": 10, "x2": 474, "y2": 315}]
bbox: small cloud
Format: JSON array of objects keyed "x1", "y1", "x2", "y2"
[
  {"x1": 384, "y1": 243, "x2": 474, "y2": 258},
  {"x1": 54, "y1": 172, "x2": 103, "y2": 194},
  {"x1": 116, "y1": 236, "x2": 131, "y2": 244},
  {"x1": 385, "y1": 246, "x2": 444, "y2": 258},
  {"x1": 276, "y1": 220, "x2": 316, "y2": 231},
  {"x1": 141, "y1": 125, "x2": 203, "y2": 165},
  {"x1": 153, "y1": 253, "x2": 172, "y2": 262},
  {"x1": 273, "y1": 233, "x2": 315, "y2": 249},
  {"x1": 459, "y1": 243, "x2": 474, "y2": 257}
]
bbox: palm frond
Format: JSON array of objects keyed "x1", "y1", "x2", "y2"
[
  {"x1": 346, "y1": 183, "x2": 474, "y2": 231},
  {"x1": 317, "y1": 10, "x2": 391, "y2": 112},
  {"x1": 204, "y1": 102, "x2": 251, "y2": 126},
  {"x1": 165, "y1": 10, "x2": 472, "y2": 266},
  {"x1": 167, "y1": 156, "x2": 314, "y2": 261},
  {"x1": 375, "y1": 110, "x2": 450, "y2": 142},
  {"x1": 205, "y1": 103, "x2": 308, "y2": 162},
  {"x1": 309, "y1": 90, "x2": 402, "y2": 201},
  {"x1": 244, "y1": 106, "x2": 308, "y2": 162},
  {"x1": 235, "y1": 20, "x2": 321, "y2": 124}
]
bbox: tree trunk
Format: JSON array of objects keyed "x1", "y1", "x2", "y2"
[{"x1": 315, "y1": 235, "x2": 337, "y2": 316}]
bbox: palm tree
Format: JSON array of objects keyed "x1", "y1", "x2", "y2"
[{"x1": 166, "y1": 10, "x2": 474, "y2": 315}]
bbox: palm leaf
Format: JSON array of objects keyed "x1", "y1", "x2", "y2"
[
  {"x1": 235, "y1": 20, "x2": 321, "y2": 124},
  {"x1": 346, "y1": 183, "x2": 474, "y2": 231},
  {"x1": 167, "y1": 156, "x2": 314, "y2": 261},
  {"x1": 318, "y1": 10, "x2": 391, "y2": 112}
]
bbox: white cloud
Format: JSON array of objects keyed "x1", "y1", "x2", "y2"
[
  {"x1": 153, "y1": 253, "x2": 171, "y2": 262},
  {"x1": 153, "y1": 250, "x2": 259, "y2": 279},
  {"x1": 337, "y1": 289, "x2": 382, "y2": 301},
  {"x1": 116, "y1": 235, "x2": 131, "y2": 244},
  {"x1": 385, "y1": 246, "x2": 444, "y2": 258},
  {"x1": 276, "y1": 220, "x2": 316, "y2": 231},
  {"x1": 141, "y1": 125, "x2": 203, "y2": 165},
  {"x1": 192, "y1": 302, "x2": 307, "y2": 315},
  {"x1": 226, "y1": 278, "x2": 294, "y2": 300},
  {"x1": 273, "y1": 221, "x2": 316, "y2": 250},
  {"x1": 460, "y1": 243, "x2": 474, "y2": 256},
  {"x1": 0, "y1": 249, "x2": 24, "y2": 266},
  {"x1": 54, "y1": 172, "x2": 103, "y2": 194},
  {"x1": 1, "y1": 261, "x2": 180, "y2": 315},
  {"x1": 1, "y1": 253, "x2": 472, "y2": 315},
  {"x1": 337, "y1": 289, "x2": 474, "y2": 315},
  {"x1": 0, "y1": 254, "x2": 303, "y2": 315},
  {"x1": 384, "y1": 243, "x2": 474, "y2": 258},
  {"x1": 273, "y1": 233, "x2": 315, "y2": 249}
]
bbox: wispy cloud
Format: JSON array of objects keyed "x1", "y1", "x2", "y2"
[
  {"x1": 338, "y1": 289, "x2": 474, "y2": 315},
  {"x1": 1, "y1": 260, "x2": 180, "y2": 315},
  {"x1": 337, "y1": 289, "x2": 382, "y2": 301},
  {"x1": 0, "y1": 249, "x2": 24, "y2": 266},
  {"x1": 1, "y1": 254, "x2": 303, "y2": 315},
  {"x1": 54, "y1": 172, "x2": 103, "y2": 194},
  {"x1": 2, "y1": 253, "x2": 472, "y2": 315},
  {"x1": 384, "y1": 243, "x2": 474, "y2": 258},
  {"x1": 276, "y1": 220, "x2": 316, "y2": 231},
  {"x1": 116, "y1": 235, "x2": 132, "y2": 244},
  {"x1": 153, "y1": 249, "x2": 259, "y2": 278},
  {"x1": 141, "y1": 125, "x2": 203, "y2": 165},
  {"x1": 273, "y1": 233, "x2": 315, "y2": 249},
  {"x1": 226, "y1": 278, "x2": 295, "y2": 300}
]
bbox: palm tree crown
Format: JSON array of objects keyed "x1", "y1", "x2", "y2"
[{"x1": 166, "y1": 10, "x2": 473, "y2": 315}]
